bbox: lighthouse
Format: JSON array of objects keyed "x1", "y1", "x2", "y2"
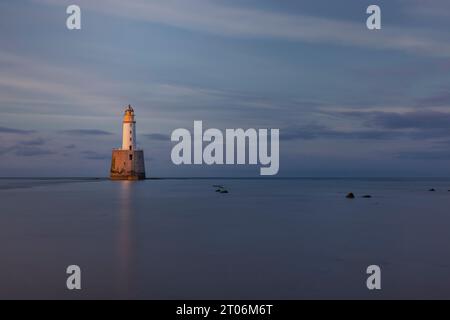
[{"x1": 110, "y1": 105, "x2": 146, "y2": 180}]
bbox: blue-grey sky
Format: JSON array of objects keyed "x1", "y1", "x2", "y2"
[{"x1": 1, "y1": 0, "x2": 450, "y2": 177}]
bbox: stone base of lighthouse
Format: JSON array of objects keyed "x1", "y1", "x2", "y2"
[{"x1": 110, "y1": 150, "x2": 146, "y2": 180}]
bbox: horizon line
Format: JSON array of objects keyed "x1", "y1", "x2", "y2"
[{"x1": 2, "y1": 176, "x2": 450, "y2": 180}]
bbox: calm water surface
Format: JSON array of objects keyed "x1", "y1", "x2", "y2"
[{"x1": 1, "y1": 178, "x2": 450, "y2": 299}]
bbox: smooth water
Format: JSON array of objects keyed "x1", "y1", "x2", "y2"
[{"x1": 1, "y1": 178, "x2": 450, "y2": 299}]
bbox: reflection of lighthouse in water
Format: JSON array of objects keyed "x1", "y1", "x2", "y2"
[
  {"x1": 116, "y1": 181, "x2": 134, "y2": 297},
  {"x1": 110, "y1": 105, "x2": 146, "y2": 180}
]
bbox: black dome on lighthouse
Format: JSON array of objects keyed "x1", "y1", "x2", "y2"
[{"x1": 125, "y1": 104, "x2": 134, "y2": 113}]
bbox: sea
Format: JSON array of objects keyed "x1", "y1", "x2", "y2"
[{"x1": 1, "y1": 177, "x2": 450, "y2": 299}]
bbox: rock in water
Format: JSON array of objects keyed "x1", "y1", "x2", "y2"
[
  {"x1": 220, "y1": 190, "x2": 229, "y2": 194},
  {"x1": 429, "y1": 188, "x2": 436, "y2": 192},
  {"x1": 362, "y1": 195, "x2": 372, "y2": 198},
  {"x1": 346, "y1": 193, "x2": 355, "y2": 199}
]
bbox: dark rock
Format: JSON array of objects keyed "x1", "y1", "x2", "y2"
[
  {"x1": 220, "y1": 190, "x2": 229, "y2": 194},
  {"x1": 429, "y1": 188, "x2": 436, "y2": 192},
  {"x1": 346, "y1": 193, "x2": 355, "y2": 199},
  {"x1": 362, "y1": 195, "x2": 372, "y2": 198}
]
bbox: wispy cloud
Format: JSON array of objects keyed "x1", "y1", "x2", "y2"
[
  {"x1": 397, "y1": 150, "x2": 450, "y2": 160},
  {"x1": 36, "y1": 0, "x2": 450, "y2": 57},
  {"x1": 0, "y1": 134, "x2": 53, "y2": 157},
  {"x1": 281, "y1": 124, "x2": 402, "y2": 141},
  {"x1": 340, "y1": 110, "x2": 450, "y2": 130},
  {"x1": 281, "y1": 110, "x2": 450, "y2": 143},
  {"x1": 81, "y1": 150, "x2": 110, "y2": 160},
  {"x1": 13, "y1": 146, "x2": 55, "y2": 157},
  {"x1": 0, "y1": 50, "x2": 126, "y2": 117},
  {"x1": 0, "y1": 126, "x2": 35, "y2": 134},
  {"x1": 0, "y1": 145, "x2": 54, "y2": 157},
  {"x1": 417, "y1": 90, "x2": 450, "y2": 107},
  {"x1": 402, "y1": 0, "x2": 450, "y2": 18},
  {"x1": 18, "y1": 138, "x2": 46, "y2": 146},
  {"x1": 60, "y1": 129, "x2": 113, "y2": 136},
  {"x1": 143, "y1": 133, "x2": 170, "y2": 141}
]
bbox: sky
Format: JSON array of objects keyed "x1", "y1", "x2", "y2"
[{"x1": 1, "y1": 0, "x2": 450, "y2": 177}]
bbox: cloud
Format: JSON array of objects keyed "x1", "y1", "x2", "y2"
[
  {"x1": 397, "y1": 150, "x2": 450, "y2": 160},
  {"x1": 323, "y1": 110, "x2": 450, "y2": 142},
  {"x1": 0, "y1": 134, "x2": 50, "y2": 157},
  {"x1": 281, "y1": 110, "x2": 450, "y2": 143},
  {"x1": 0, "y1": 145, "x2": 54, "y2": 157},
  {"x1": 417, "y1": 90, "x2": 450, "y2": 107},
  {"x1": 13, "y1": 146, "x2": 54, "y2": 157},
  {"x1": 140, "y1": 83, "x2": 322, "y2": 125},
  {"x1": 60, "y1": 129, "x2": 113, "y2": 136},
  {"x1": 18, "y1": 138, "x2": 45, "y2": 146},
  {"x1": 402, "y1": 0, "x2": 450, "y2": 18},
  {"x1": 36, "y1": 0, "x2": 450, "y2": 57},
  {"x1": 143, "y1": 133, "x2": 170, "y2": 141},
  {"x1": 0, "y1": 50, "x2": 126, "y2": 118},
  {"x1": 340, "y1": 110, "x2": 450, "y2": 130},
  {"x1": 81, "y1": 150, "x2": 110, "y2": 160},
  {"x1": 0, "y1": 126, "x2": 35, "y2": 134},
  {"x1": 281, "y1": 124, "x2": 402, "y2": 141}
]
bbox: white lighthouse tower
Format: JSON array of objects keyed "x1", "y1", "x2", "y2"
[
  {"x1": 110, "y1": 105, "x2": 146, "y2": 180},
  {"x1": 122, "y1": 105, "x2": 137, "y2": 151}
]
